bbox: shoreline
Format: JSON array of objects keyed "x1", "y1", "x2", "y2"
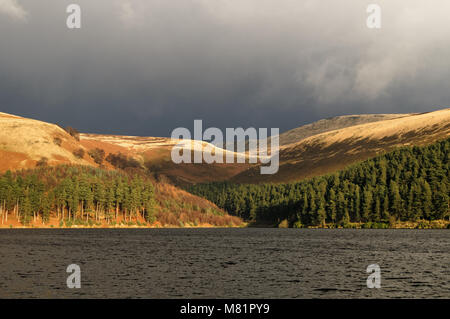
[
  {"x1": 1, "y1": 224, "x2": 448, "y2": 229},
  {"x1": 0, "y1": 221, "x2": 248, "y2": 229},
  {"x1": 1, "y1": 215, "x2": 448, "y2": 230}
]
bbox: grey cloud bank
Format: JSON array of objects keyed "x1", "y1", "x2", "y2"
[{"x1": 0, "y1": 0, "x2": 449, "y2": 136}]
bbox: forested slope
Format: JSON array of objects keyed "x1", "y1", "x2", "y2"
[
  {"x1": 0, "y1": 165, "x2": 243, "y2": 227},
  {"x1": 188, "y1": 138, "x2": 450, "y2": 228}
]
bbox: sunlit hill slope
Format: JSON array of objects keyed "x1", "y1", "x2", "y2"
[
  {"x1": 0, "y1": 112, "x2": 243, "y2": 227},
  {"x1": 233, "y1": 109, "x2": 450, "y2": 183}
]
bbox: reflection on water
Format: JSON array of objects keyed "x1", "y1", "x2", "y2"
[{"x1": 0, "y1": 229, "x2": 448, "y2": 298}]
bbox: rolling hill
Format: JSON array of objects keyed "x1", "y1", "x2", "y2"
[
  {"x1": 1, "y1": 108, "x2": 448, "y2": 227},
  {"x1": 0, "y1": 112, "x2": 244, "y2": 227},
  {"x1": 0, "y1": 112, "x2": 250, "y2": 184},
  {"x1": 276, "y1": 113, "x2": 410, "y2": 146},
  {"x1": 188, "y1": 137, "x2": 450, "y2": 228},
  {"x1": 79, "y1": 110, "x2": 450, "y2": 185},
  {"x1": 1, "y1": 108, "x2": 449, "y2": 187},
  {"x1": 233, "y1": 109, "x2": 450, "y2": 183},
  {"x1": 79, "y1": 133, "x2": 251, "y2": 185},
  {"x1": 0, "y1": 112, "x2": 95, "y2": 171}
]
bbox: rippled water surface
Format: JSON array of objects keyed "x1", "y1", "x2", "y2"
[{"x1": 0, "y1": 229, "x2": 448, "y2": 298}]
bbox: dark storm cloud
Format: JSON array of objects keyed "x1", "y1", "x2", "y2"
[{"x1": 1, "y1": 0, "x2": 450, "y2": 136}]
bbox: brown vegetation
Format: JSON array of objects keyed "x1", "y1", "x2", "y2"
[
  {"x1": 88, "y1": 148, "x2": 105, "y2": 165},
  {"x1": 64, "y1": 126, "x2": 80, "y2": 141},
  {"x1": 36, "y1": 157, "x2": 48, "y2": 167},
  {"x1": 105, "y1": 152, "x2": 141, "y2": 169},
  {"x1": 53, "y1": 137, "x2": 62, "y2": 146},
  {"x1": 72, "y1": 148, "x2": 85, "y2": 159}
]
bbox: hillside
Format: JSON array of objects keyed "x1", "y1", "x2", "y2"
[
  {"x1": 276, "y1": 113, "x2": 409, "y2": 146},
  {"x1": 0, "y1": 112, "x2": 95, "y2": 171},
  {"x1": 233, "y1": 109, "x2": 450, "y2": 183},
  {"x1": 0, "y1": 111, "x2": 251, "y2": 184},
  {"x1": 188, "y1": 137, "x2": 450, "y2": 228},
  {"x1": 0, "y1": 108, "x2": 448, "y2": 228},
  {"x1": 0, "y1": 112, "x2": 244, "y2": 228},
  {"x1": 1, "y1": 108, "x2": 449, "y2": 187},
  {"x1": 79, "y1": 133, "x2": 251, "y2": 185},
  {"x1": 0, "y1": 165, "x2": 243, "y2": 228},
  {"x1": 245, "y1": 113, "x2": 408, "y2": 151},
  {"x1": 80, "y1": 110, "x2": 450, "y2": 185}
]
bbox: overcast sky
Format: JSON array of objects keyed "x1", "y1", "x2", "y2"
[{"x1": 1, "y1": 0, "x2": 450, "y2": 136}]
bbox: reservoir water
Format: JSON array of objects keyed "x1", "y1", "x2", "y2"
[{"x1": 0, "y1": 229, "x2": 448, "y2": 298}]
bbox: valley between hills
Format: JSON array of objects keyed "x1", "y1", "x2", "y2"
[{"x1": 0, "y1": 108, "x2": 449, "y2": 228}]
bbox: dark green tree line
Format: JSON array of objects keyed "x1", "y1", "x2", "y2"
[
  {"x1": 188, "y1": 138, "x2": 450, "y2": 227},
  {"x1": 0, "y1": 166, "x2": 156, "y2": 225}
]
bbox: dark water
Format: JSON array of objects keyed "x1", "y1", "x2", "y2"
[{"x1": 0, "y1": 229, "x2": 448, "y2": 298}]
